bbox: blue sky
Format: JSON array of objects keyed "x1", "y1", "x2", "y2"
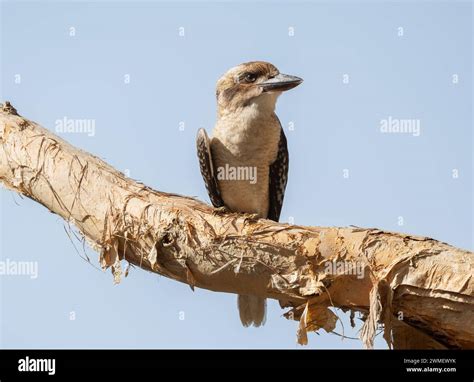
[{"x1": 0, "y1": 0, "x2": 472, "y2": 348}]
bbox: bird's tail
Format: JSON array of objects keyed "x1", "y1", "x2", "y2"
[{"x1": 237, "y1": 294, "x2": 267, "y2": 327}]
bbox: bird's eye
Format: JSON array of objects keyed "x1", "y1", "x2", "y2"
[{"x1": 244, "y1": 73, "x2": 257, "y2": 83}]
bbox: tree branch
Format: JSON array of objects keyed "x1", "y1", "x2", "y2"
[{"x1": 0, "y1": 102, "x2": 472, "y2": 349}]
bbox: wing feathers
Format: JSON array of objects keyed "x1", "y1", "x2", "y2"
[
  {"x1": 196, "y1": 128, "x2": 225, "y2": 208},
  {"x1": 267, "y1": 127, "x2": 289, "y2": 222}
]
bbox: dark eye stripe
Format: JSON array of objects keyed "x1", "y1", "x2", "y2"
[
  {"x1": 237, "y1": 72, "x2": 255, "y2": 83},
  {"x1": 238, "y1": 69, "x2": 266, "y2": 83}
]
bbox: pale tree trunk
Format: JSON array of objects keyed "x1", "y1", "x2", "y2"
[{"x1": 0, "y1": 102, "x2": 472, "y2": 349}]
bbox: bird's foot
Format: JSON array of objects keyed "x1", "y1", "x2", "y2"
[
  {"x1": 243, "y1": 213, "x2": 260, "y2": 223},
  {"x1": 212, "y1": 205, "x2": 230, "y2": 215}
]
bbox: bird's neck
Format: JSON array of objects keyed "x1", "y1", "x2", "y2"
[{"x1": 217, "y1": 92, "x2": 280, "y2": 122}]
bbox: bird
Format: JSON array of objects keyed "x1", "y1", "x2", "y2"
[{"x1": 196, "y1": 61, "x2": 302, "y2": 327}]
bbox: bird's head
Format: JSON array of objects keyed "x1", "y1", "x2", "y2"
[{"x1": 216, "y1": 61, "x2": 303, "y2": 115}]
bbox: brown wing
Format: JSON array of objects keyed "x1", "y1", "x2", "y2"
[
  {"x1": 196, "y1": 128, "x2": 225, "y2": 208},
  {"x1": 267, "y1": 126, "x2": 289, "y2": 222}
]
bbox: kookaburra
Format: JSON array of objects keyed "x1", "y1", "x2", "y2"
[{"x1": 196, "y1": 61, "x2": 302, "y2": 327}]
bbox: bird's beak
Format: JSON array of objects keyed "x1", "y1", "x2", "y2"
[{"x1": 259, "y1": 73, "x2": 303, "y2": 93}]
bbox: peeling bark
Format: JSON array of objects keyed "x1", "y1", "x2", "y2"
[{"x1": 0, "y1": 102, "x2": 472, "y2": 349}]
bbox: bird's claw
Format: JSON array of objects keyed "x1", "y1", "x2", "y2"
[
  {"x1": 244, "y1": 213, "x2": 260, "y2": 222},
  {"x1": 212, "y1": 206, "x2": 230, "y2": 215}
]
